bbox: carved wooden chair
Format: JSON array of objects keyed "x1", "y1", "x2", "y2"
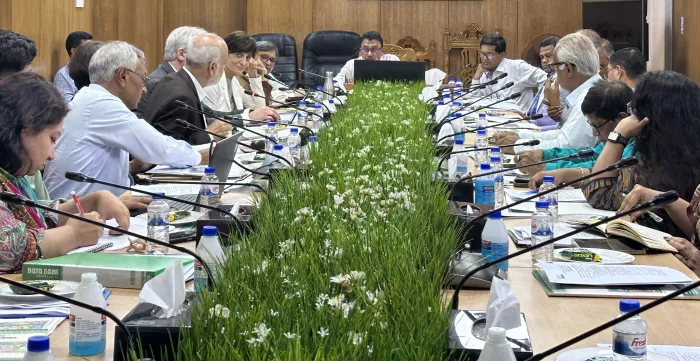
[
  {"x1": 396, "y1": 36, "x2": 436, "y2": 68},
  {"x1": 383, "y1": 44, "x2": 417, "y2": 62},
  {"x1": 444, "y1": 23, "x2": 500, "y2": 82}
]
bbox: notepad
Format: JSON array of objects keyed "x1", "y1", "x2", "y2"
[
  {"x1": 564, "y1": 219, "x2": 679, "y2": 253},
  {"x1": 68, "y1": 241, "x2": 113, "y2": 254}
]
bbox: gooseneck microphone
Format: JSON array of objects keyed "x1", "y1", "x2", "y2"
[
  {"x1": 436, "y1": 90, "x2": 519, "y2": 128},
  {"x1": 134, "y1": 178, "x2": 266, "y2": 193},
  {"x1": 173, "y1": 100, "x2": 277, "y2": 143},
  {"x1": 436, "y1": 140, "x2": 541, "y2": 171},
  {"x1": 428, "y1": 74, "x2": 507, "y2": 112},
  {"x1": 64, "y1": 171, "x2": 237, "y2": 219},
  {"x1": 244, "y1": 90, "x2": 328, "y2": 124},
  {"x1": 435, "y1": 114, "x2": 543, "y2": 144},
  {"x1": 264, "y1": 74, "x2": 344, "y2": 106},
  {"x1": 450, "y1": 189, "x2": 678, "y2": 310},
  {"x1": 173, "y1": 120, "x2": 294, "y2": 169},
  {"x1": 0, "y1": 275, "x2": 133, "y2": 343},
  {"x1": 0, "y1": 191, "x2": 216, "y2": 288},
  {"x1": 524, "y1": 271, "x2": 700, "y2": 360},
  {"x1": 460, "y1": 149, "x2": 596, "y2": 182},
  {"x1": 245, "y1": 118, "x2": 315, "y2": 136}
]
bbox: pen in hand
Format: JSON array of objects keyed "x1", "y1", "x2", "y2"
[
  {"x1": 71, "y1": 191, "x2": 85, "y2": 215},
  {"x1": 621, "y1": 192, "x2": 663, "y2": 223}
]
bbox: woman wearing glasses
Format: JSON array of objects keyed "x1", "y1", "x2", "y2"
[{"x1": 582, "y1": 71, "x2": 700, "y2": 236}]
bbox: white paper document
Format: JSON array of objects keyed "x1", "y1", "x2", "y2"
[
  {"x1": 540, "y1": 262, "x2": 693, "y2": 286},
  {"x1": 597, "y1": 344, "x2": 700, "y2": 361},
  {"x1": 132, "y1": 183, "x2": 200, "y2": 196},
  {"x1": 509, "y1": 223, "x2": 601, "y2": 247},
  {"x1": 504, "y1": 188, "x2": 587, "y2": 203},
  {"x1": 147, "y1": 164, "x2": 244, "y2": 179}
]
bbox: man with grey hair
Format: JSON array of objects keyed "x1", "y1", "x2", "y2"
[
  {"x1": 145, "y1": 33, "x2": 232, "y2": 145},
  {"x1": 595, "y1": 38, "x2": 614, "y2": 79},
  {"x1": 254, "y1": 40, "x2": 304, "y2": 103},
  {"x1": 45, "y1": 41, "x2": 205, "y2": 198},
  {"x1": 134, "y1": 26, "x2": 206, "y2": 118},
  {"x1": 495, "y1": 32, "x2": 600, "y2": 154}
]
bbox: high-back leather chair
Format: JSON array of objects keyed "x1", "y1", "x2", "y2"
[
  {"x1": 252, "y1": 33, "x2": 298, "y2": 88},
  {"x1": 301, "y1": 31, "x2": 361, "y2": 87}
]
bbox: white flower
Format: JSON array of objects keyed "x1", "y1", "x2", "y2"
[
  {"x1": 270, "y1": 310, "x2": 279, "y2": 317},
  {"x1": 300, "y1": 182, "x2": 309, "y2": 191},
  {"x1": 333, "y1": 194, "x2": 344, "y2": 205},
  {"x1": 348, "y1": 331, "x2": 364, "y2": 346},
  {"x1": 367, "y1": 345, "x2": 374, "y2": 355},
  {"x1": 326, "y1": 184, "x2": 336, "y2": 191},
  {"x1": 379, "y1": 321, "x2": 387, "y2": 330},
  {"x1": 333, "y1": 247, "x2": 343, "y2": 257},
  {"x1": 349, "y1": 271, "x2": 366, "y2": 281},
  {"x1": 221, "y1": 327, "x2": 226, "y2": 334},
  {"x1": 315, "y1": 294, "x2": 329, "y2": 310},
  {"x1": 284, "y1": 332, "x2": 300, "y2": 339},
  {"x1": 252, "y1": 322, "x2": 272, "y2": 339},
  {"x1": 330, "y1": 275, "x2": 349, "y2": 285},
  {"x1": 221, "y1": 307, "x2": 230, "y2": 319},
  {"x1": 317, "y1": 327, "x2": 329, "y2": 338},
  {"x1": 247, "y1": 337, "x2": 263, "y2": 346}
]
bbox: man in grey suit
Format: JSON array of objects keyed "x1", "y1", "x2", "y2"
[{"x1": 134, "y1": 26, "x2": 207, "y2": 118}]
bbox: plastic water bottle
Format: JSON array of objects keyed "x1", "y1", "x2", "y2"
[
  {"x1": 327, "y1": 99, "x2": 337, "y2": 113},
  {"x1": 481, "y1": 211, "x2": 509, "y2": 271},
  {"x1": 296, "y1": 100, "x2": 307, "y2": 126},
  {"x1": 23, "y1": 336, "x2": 53, "y2": 361},
  {"x1": 452, "y1": 112, "x2": 465, "y2": 143},
  {"x1": 477, "y1": 327, "x2": 517, "y2": 361},
  {"x1": 199, "y1": 167, "x2": 219, "y2": 208},
  {"x1": 448, "y1": 77, "x2": 456, "y2": 90},
  {"x1": 453, "y1": 139, "x2": 468, "y2": 177},
  {"x1": 266, "y1": 122, "x2": 277, "y2": 152},
  {"x1": 194, "y1": 226, "x2": 225, "y2": 293},
  {"x1": 539, "y1": 175, "x2": 559, "y2": 219},
  {"x1": 475, "y1": 129, "x2": 488, "y2": 165},
  {"x1": 490, "y1": 146, "x2": 501, "y2": 160},
  {"x1": 313, "y1": 103, "x2": 323, "y2": 127},
  {"x1": 491, "y1": 155, "x2": 505, "y2": 208},
  {"x1": 453, "y1": 92, "x2": 462, "y2": 104},
  {"x1": 475, "y1": 163, "x2": 495, "y2": 206},
  {"x1": 613, "y1": 300, "x2": 647, "y2": 361},
  {"x1": 455, "y1": 78, "x2": 464, "y2": 92},
  {"x1": 531, "y1": 201, "x2": 554, "y2": 269},
  {"x1": 304, "y1": 135, "x2": 317, "y2": 163},
  {"x1": 478, "y1": 111, "x2": 488, "y2": 129},
  {"x1": 146, "y1": 192, "x2": 170, "y2": 255},
  {"x1": 288, "y1": 127, "x2": 301, "y2": 161},
  {"x1": 272, "y1": 144, "x2": 285, "y2": 169},
  {"x1": 315, "y1": 85, "x2": 324, "y2": 100},
  {"x1": 449, "y1": 99, "x2": 461, "y2": 117},
  {"x1": 69, "y1": 273, "x2": 106, "y2": 356}
]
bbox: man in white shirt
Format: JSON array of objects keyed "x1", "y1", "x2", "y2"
[
  {"x1": 44, "y1": 41, "x2": 205, "y2": 198},
  {"x1": 254, "y1": 40, "x2": 304, "y2": 104},
  {"x1": 333, "y1": 31, "x2": 400, "y2": 86},
  {"x1": 494, "y1": 33, "x2": 601, "y2": 154},
  {"x1": 471, "y1": 34, "x2": 548, "y2": 112}
]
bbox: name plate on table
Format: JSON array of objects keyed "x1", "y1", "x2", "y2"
[{"x1": 449, "y1": 311, "x2": 533, "y2": 360}]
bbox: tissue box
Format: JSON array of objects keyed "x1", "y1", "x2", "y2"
[
  {"x1": 113, "y1": 292, "x2": 197, "y2": 361},
  {"x1": 448, "y1": 311, "x2": 533, "y2": 360}
]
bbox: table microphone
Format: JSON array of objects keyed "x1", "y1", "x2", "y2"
[
  {"x1": 244, "y1": 90, "x2": 328, "y2": 124},
  {"x1": 524, "y1": 273, "x2": 700, "y2": 361},
  {"x1": 435, "y1": 114, "x2": 543, "y2": 144},
  {"x1": 135, "y1": 178, "x2": 266, "y2": 193},
  {"x1": 436, "y1": 91, "x2": 519, "y2": 129},
  {"x1": 173, "y1": 100, "x2": 277, "y2": 143},
  {"x1": 433, "y1": 65, "x2": 475, "y2": 87},
  {"x1": 439, "y1": 80, "x2": 514, "y2": 118},
  {"x1": 245, "y1": 118, "x2": 315, "y2": 136},
  {"x1": 264, "y1": 74, "x2": 345, "y2": 106},
  {"x1": 173, "y1": 119, "x2": 294, "y2": 168},
  {"x1": 436, "y1": 140, "x2": 541, "y2": 170},
  {"x1": 64, "y1": 171, "x2": 238, "y2": 219},
  {"x1": 0, "y1": 191, "x2": 216, "y2": 288},
  {"x1": 296, "y1": 69, "x2": 348, "y2": 94},
  {"x1": 428, "y1": 75, "x2": 507, "y2": 114}
]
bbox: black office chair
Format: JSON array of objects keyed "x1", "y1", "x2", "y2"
[
  {"x1": 252, "y1": 33, "x2": 298, "y2": 88},
  {"x1": 301, "y1": 31, "x2": 361, "y2": 88}
]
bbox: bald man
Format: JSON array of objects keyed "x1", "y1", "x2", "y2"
[{"x1": 145, "y1": 33, "x2": 232, "y2": 145}]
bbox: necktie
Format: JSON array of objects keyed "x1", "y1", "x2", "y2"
[{"x1": 527, "y1": 86, "x2": 544, "y2": 117}]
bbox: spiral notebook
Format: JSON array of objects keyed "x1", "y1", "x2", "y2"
[{"x1": 68, "y1": 241, "x2": 113, "y2": 254}]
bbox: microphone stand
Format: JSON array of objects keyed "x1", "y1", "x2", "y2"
[
  {"x1": 436, "y1": 91, "x2": 519, "y2": 128},
  {"x1": 450, "y1": 149, "x2": 598, "y2": 215},
  {"x1": 435, "y1": 115, "x2": 542, "y2": 144},
  {"x1": 243, "y1": 119, "x2": 315, "y2": 136},
  {"x1": 174, "y1": 100, "x2": 278, "y2": 143},
  {"x1": 435, "y1": 140, "x2": 540, "y2": 171},
  {"x1": 265, "y1": 74, "x2": 343, "y2": 107},
  {"x1": 135, "y1": 178, "x2": 266, "y2": 193},
  {"x1": 0, "y1": 191, "x2": 216, "y2": 288}
]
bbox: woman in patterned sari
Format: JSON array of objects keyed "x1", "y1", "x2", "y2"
[
  {"x1": 582, "y1": 71, "x2": 700, "y2": 237},
  {"x1": 0, "y1": 73, "x2": 130, "y2": 273}
]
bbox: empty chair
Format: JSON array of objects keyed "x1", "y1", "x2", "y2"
[
  {"x1": 252, "y1": 33, "x2": 298, "y2": 87},
  {"x1": 301, "y1": 31, "x2": 361, "y2": 87}
]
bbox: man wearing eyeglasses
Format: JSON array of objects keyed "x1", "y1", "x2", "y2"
[
  {"x1": 255, "y1": 41, "x2": 305, "y2": 103},
  {"x1": 607, "y1": 47, "x2": 646, "y2": 91},
  {"x1": 333, "y1": 31, "x2": 399, "y2": 87},
  {"x1": 471, "y1": 34, "x2": 548, "y2": 112}
]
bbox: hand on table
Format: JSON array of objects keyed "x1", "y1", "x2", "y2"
[
  {"x1": 206, "y1": 120, "x2": 232, "y2": 138},
  {"x1": 617, "y1": 184, "x2": 663, "y2": 221},
  {"x1": 118, "y1": 193, "x2": 152, "y2": 212},
  {"x1": 515, "y1": 150, "x2": 544, "y2": 176},
  {"x1": 249, "y1": 106, "x2": 280, "y2": 121},
  {"x1": 665, "y1": 237, "x2": 700, "y2": 276},
  {"x1": 493, "y1": 131, "x2": 520, "y2": 154}
]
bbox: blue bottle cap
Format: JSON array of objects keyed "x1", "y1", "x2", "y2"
[
  {"x1": 314, "y1": 104, "x2": 322, "y2": 109},
  {"x1": 479, "y1": 113, "x2": 486, "y2": 118},
  {"x1": 543, "y1": 175, "x2": 555, "y2": 183},
  {"x1": 619, "y1": 299, "x2": 640, "y2": 312},
  {"x1": 454, "y1": 112, "x2": 462, "y2": 117},
  {"x1": 443, "y1": 85, "x2": 449, "y2": 89},
  {"x1": 328, "y1": 99, "x2": 335, "y2": 104},
  {"x1": 487, "y1": 211, "x2": 502, "y2": 219},
  {"x1": 316, "y1": 85, "x2": 323, "y2": 90},
  {"x1": 267, "y1": 122, "x2": 276, "y2": 127},
  {"x1": 204, "y1": 167, "x2": 216, "y2": 174},
  {"x1": 309, "y1": 136, "x2": 318, "y2": 142},
  {"x1": 453, "y1": 102, "x2": 462, "y2": 107},
  {"x1": 202, "y1": 225, "x2": 218, "y2": 237},
  {"x1": 443, "y1": 94, "x2": 450, "y2": 98},
  {"x1": 291, "y1": 128, "x2": 299, "y2": 133},
  {"x1": 455, "y1": 139, "x2": 464, "y2": 145},
  {"x1": 26, "y1": 336, "x2": 50, "y2": 352},
  {"x1": 449, "y1": 78, "x2": 455, "y2": 81},
  {"x1": 152, "y1": 192, "x2": 165, "y2": 200},
  {"x1": 457, "y1": 78, "x2": 463, "y2": 82},
  {"x1": 438, "y1": 101, "x2": 445, "y2": 106},
  {"x1": 477, "y1": 129, "x2": 487, "y2": 135},
  {"x1": 455, "y1": 92, "x2": 462, "y2": 97},
  {"x1": 299, "y1": 100, "x2": 306, "y2": 105},
  {"x1": 535, "y1": 201, "x2": 550, "y2": 208},
  {"x1": 480, "y1": 163, "x2": 491, "y2": 170},
  {"x1": 273, "y1": 144, "x2": 284, "y2": 151},
  {"x1": 490, "y1": 146, "x2": 501, "y2": 153},
  {"x1": 490, "y1": 156, "x2": 501, "y2": 163}
]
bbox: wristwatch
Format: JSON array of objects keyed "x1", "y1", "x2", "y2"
[{"x1": 607, "y1": 132, "x2": 629, "y2": 146}]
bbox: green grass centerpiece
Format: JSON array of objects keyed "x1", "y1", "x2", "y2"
[{"x1": 177, "y1": 81, "x2": 461, "y2": 360}]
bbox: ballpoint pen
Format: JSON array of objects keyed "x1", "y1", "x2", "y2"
[
  {"x1": 71, "y1": 191, "x2": 85, "y2": 215},
  {"x1": 622, "y1": 192, "x2": 663, "y2": 223}
]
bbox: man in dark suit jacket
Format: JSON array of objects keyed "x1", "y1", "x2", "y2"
[{"x1": 144, "y1": 33, "x2": 232, "y2": 145}]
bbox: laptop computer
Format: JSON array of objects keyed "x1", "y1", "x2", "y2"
[{"x1": 354, "y1": 60, "x2": 426, "y2": 82}]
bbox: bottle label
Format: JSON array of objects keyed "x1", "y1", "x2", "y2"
[
  {"x1": 483, "y1": 238, "x2": 508, "y2": 271},
  {"x1": 147, "y1": 211, "x2": 169, "y2": 227},
  {"x1": 531, "y1": 221, "x2": 553, "y2": 236},
  {"x1": 613, "y1": 331, "x2": 647, "y2": 357},
  {"x1": 200, "y1": 185, "x2": 219, "y2": 196},
  {"x1": 194, "y1": 261, "x2": 208, "y2": 293},
  {"x1": 69, "y1": 313, "x2": 106, "y2": 342}
]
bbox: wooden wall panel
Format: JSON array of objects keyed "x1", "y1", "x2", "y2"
[
  {"x1": 517, "y1": 0, "x2": 582, "y2": 58},
  {"x1": 11, "y1": 0, "x2": 93, "y2": 80},
  {"x1": 673, "y1": 0, "x2": 700, "y2": 82},
  {"x1": 246, "y1": 0, "x2": 312, "y2": 64},
  {"x1": 380, "y1": 1, "x2": 448, "y2": 71},
  {"x1": 312, "y1": 0, "x2": 381, "y2": 35},
  {"x1": 162, "y1": 0, "x2": 246, "y2": 40},
  {"x1": 0, "y1": 0, "x2": 11, "y2": 30}
]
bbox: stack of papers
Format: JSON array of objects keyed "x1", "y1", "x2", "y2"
[
  {"x1": 596, "y1": 344, "x2": 700, "y2": 360},
  {"x1": 539, "y1": 262, "x2": 692, "y2": 286},
  {"x1": 504, "y1": 188, "x2": 587, "y2": 203},
  {"x1": 508, "y1": 223, "x2": 603, "y2": 247},
  {"x1": 147, "y1": 164, "x2": 245, "y2": 179},
  {"x1": 0, "y1": 318, "x2": 65, "y2": 360},
  {"x1": 0, "y1": 289, "x2": 110, "y2": 319}
]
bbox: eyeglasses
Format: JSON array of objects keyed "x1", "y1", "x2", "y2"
[
  {"x1": 627, "y1": 101, "x2": 636, "y2": 116},
  {"x1": 548, "y1": 62, "x2": 572, "y2": 71},
  {"x1": 600, "y1": 63, "x2": 611, "y2": 76},
  {"x1": 259, "y1": 54, "x2": 277, "y2": 65},
  {"x1": 478, "y1": 51, "x2": 498, "y2": 60},
  {"x1": 587, "y1": 118, "x2": 614, "y2": 135},
  {"x1": 122, "y1": 68, "x2": 149, "y2": 87},
  {"x1": 360, "y1": 47, "x2": 382, "y2": 54}
]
